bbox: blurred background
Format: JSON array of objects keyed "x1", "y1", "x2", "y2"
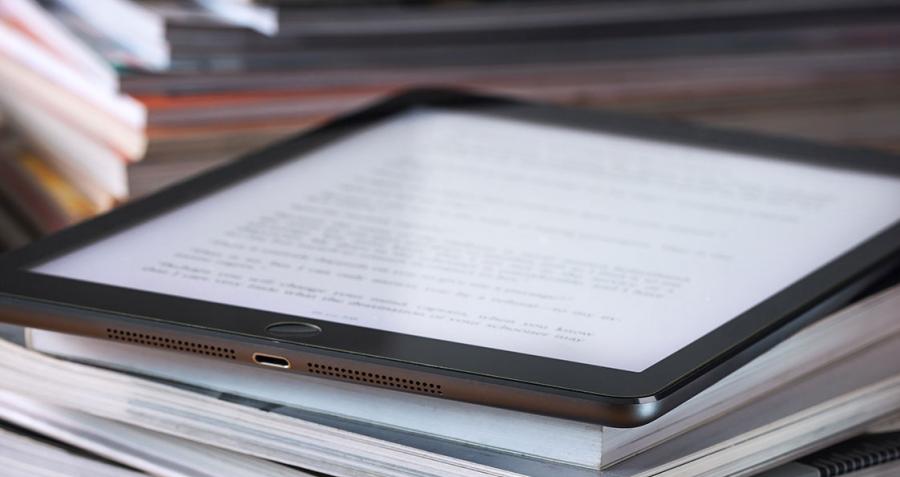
[{"x1": 1, "y1": 0, "x2": 899, "y2": 252}]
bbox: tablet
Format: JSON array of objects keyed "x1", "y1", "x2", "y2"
[{"x1": 2, "y1": 89, "x2": 899, "y2": 426}]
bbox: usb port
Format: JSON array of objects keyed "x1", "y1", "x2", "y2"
[{"x1": 253, "y1": 353, "x2": 291, "y2": 369}]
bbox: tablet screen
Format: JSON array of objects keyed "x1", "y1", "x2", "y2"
[{"x1": 32, "y1": 109, "x2": 900, "y2": 372}]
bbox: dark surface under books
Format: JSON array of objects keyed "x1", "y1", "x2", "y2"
[{"x1": 759, "y1": 432, "x2": 900, "y2": 477}]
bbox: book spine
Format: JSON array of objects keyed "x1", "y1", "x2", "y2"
[
  {"x1": 0, "y1": 20, "x2": 145, "y2": 129},
  {"x1": 19, "y1": 152, "x2": 100, "y2": 223},
  {"x1": 0, "y1": 94, "x2": 128, "y2": 200},
  {"x1": 0, "y1": 56, "x2": 146, "y2": 160},
  {"x1": 0, "y1": 153, "x2": 71, "y2": 233}
]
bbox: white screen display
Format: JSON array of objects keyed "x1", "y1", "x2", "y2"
[{"x1": 33, "y1": 110, "x2": 900, "y2": 372}]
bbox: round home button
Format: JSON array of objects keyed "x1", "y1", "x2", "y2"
[{"x1": 265, "y1": 322, "x2": 323, "y2": 338}]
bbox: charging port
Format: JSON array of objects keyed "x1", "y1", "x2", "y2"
[{"x1": 253, "y1": 353, "x2": 291, "y2": 369}]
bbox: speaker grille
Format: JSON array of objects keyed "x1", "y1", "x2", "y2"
[
  {"x1": 307, "y1": 362, "x2": 442, "y2": 395},
  {"x1": 106, "y1": 328, "x2": 236, "y2": 360}
]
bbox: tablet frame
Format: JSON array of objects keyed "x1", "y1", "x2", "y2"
[{"x1": 2, "y1": 88, "x2": 899, "y2": 427}]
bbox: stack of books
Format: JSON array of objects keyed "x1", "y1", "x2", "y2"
[
  {"x1": 0, "y1": 282, "x2": 898, "y2": 476},
  {"x1": 4, "y1": 0, "x2": 900, "y2": 251},
  {"x1": 120, "y1": 0, "x2": 900, "y2": 198},
  {"x1": 0, "y1": 0, "x2": 147, "y2": 247},
  {"x1": 0, "y1": 0, "x2": 278, "y2": 250},
  {"x1": 40, "y1": 0, "x2": 277, "y2": 71}
]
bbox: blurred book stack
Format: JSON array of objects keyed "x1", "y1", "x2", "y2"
[
  {"x1": 2, "y1": 0, "x2": 900, "y2": 251},
  {"x1": 0, "y1": 0, "x2": 146, "y2": 249},
  {"x1": 0, "y1": 0, "x2": 277, "y2": 250},
  {"x1": 121, "y1": 0, "x2": 900, "y2": 199}
]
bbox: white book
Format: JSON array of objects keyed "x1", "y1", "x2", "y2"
[
  {"x1": 0, "y1": 20, "x2": 145, "y2": 129},
  {"x1": 0, "y1": 0, "x2": 118, "y2": 91},
  {"x1": 146, "y1": 0, "x2": 278, "y2": 36},
  {"x1": 0, "y1": 424, "x2": 146, "y2": 477},
  {"x1": 47, "y1": 0, "x2": 169, "y2": 71},
  {"x1": 192, "y1": 0, "x2": 278, "y2": 36},
  {"x1": 0, "y1": 339, "x2": 524, "y2": 477},
  {"x1": 11, "y1": 329, "x2": 900, "y2": 477},
  {"x1": 0, "y1": 21, "x2": 147, "y2": 159},
  {"x1": 0, "y1": 392, "x2": 312, "y2": 477},
  {"x1": 24, "y1": 284, "x2": 900, "y2": 476},
  {"x1": 0, "y1": 57, "x2": 147, "y2": 161}
]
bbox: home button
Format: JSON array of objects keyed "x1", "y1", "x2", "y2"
[{"x1": 266, "y1": 322, "x2": 323, "y2": 338}]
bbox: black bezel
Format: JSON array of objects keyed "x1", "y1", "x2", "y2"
[{"x1": 2, "y1": 88, "x2": 899, "y2": 412}]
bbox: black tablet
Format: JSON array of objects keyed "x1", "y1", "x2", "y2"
[{"x1": 2, "y1": 89, "x2": 899, "y2": 427}]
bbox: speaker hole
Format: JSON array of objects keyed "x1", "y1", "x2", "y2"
[
  {"x1": 305, "y1": 361, "x2": 442, "y2": 395},
  {"x1": 106, "y1": 328, "x2": 237, "y2": 360}
]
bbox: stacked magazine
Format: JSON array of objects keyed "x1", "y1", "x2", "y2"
[{"x1": 0, "y1": 283, "x2": 898, "y2": 476}]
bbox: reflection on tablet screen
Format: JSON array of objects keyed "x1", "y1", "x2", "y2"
[{"x1": 32, "y1": 110, "x2": 900, "y2": 372}]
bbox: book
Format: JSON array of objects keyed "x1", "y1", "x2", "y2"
[
  {"x1": 3, "y1": 0, "x2": 899, "y2": 255},
  {"x1": 0, "y1": 133, "x2": 100, "y2": 233},
  {"x1": 0, "y1": 18, "x2": 146, "y2": 158},
  {"x1": 0, "y1": 88, "x2": 129, "y2": 201},
  {"x1": 0, "y1": 423, "x2": 146, "y2": 477},
  {"x1": 176, "y1": 0, "x2": 278, "y2": 36},
  {"x1": 0, "y1": 148, "x2": 72, "y2": 233},
  {"x1": 0, "y1": 338, "x2": 525, "y2": 477},
  {"x1": 16, "y1": 152, "x2": 100, "y2": 223},
  {"x1": 0, "y1": 392, "x2": 313, "y2": 477},
  {"x1": 0, "y1": 0, "x2": 147, "y2": 218},
  {"x1": 0, "y1": 0, "x2": 117, "y2": 90},
  {"x1": 21, "y1": 283, "x2": 900, "y2": 476},
  {"x1": 43, "y1": 0, "x2": 169, "y2": 71}
]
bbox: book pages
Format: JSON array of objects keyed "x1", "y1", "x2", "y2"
[
  {"x1": 0, "y1": 391, "x2": 310, "y2": 477},
  {"x1": 602, "y1": 284, "x2": 900, "y2": 465},
  {"x1": 0, "y1": 339, "x2": 522, "y2": 477},
  {"x1": 0, "y1": 425, "x2": 146, "y2": 477},
  {"x1": 26, "y1": 329, "x2": 603, "y2": 469}
]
